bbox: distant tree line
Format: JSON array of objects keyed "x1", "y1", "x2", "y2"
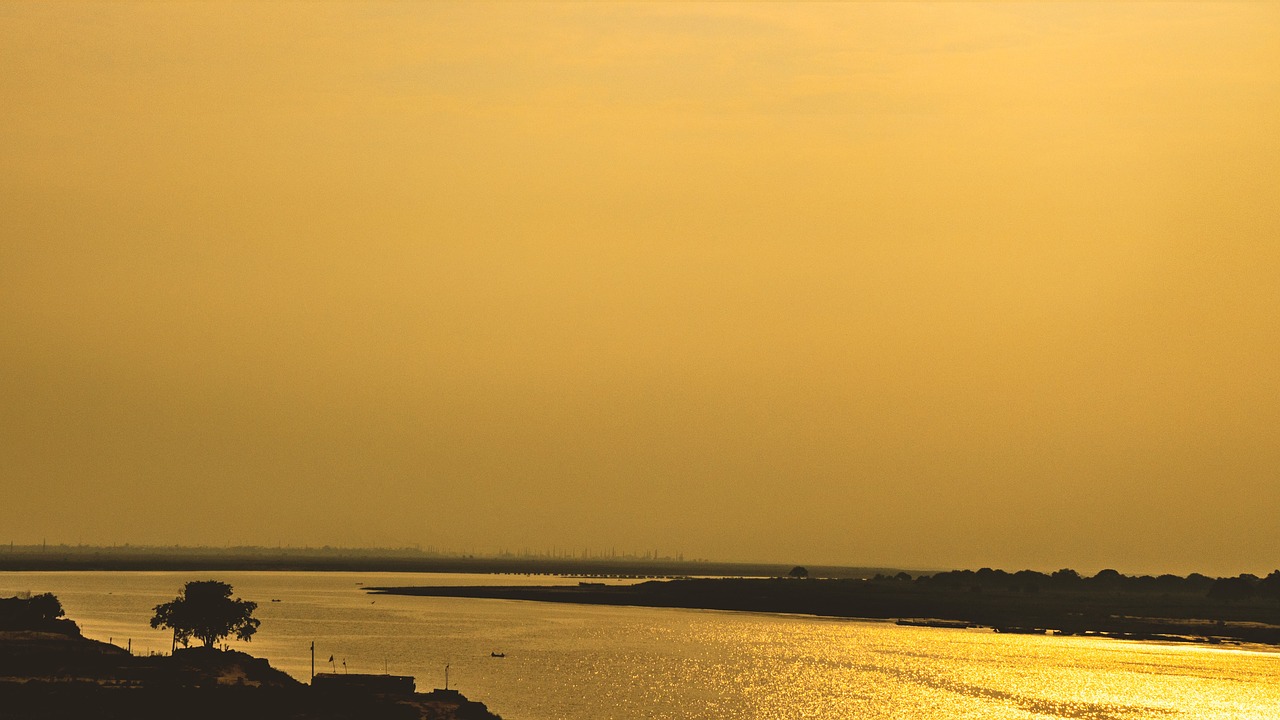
[{"x1": 869, "y1": 568, "x2": 1280, "y2": 600}]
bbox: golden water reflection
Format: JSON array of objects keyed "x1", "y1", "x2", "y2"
[
  {"x1": 701, "y1": 620, "x2": 1278, "y2": 719},
  {"x1": 3, "y1": 571, "x2": 1277, "y2": 719}
]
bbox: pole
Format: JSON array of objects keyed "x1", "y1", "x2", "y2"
[{"x1": 310, "y1": 641, "x2": 315, "y2": 681}]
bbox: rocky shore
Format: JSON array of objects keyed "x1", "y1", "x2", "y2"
[{"x1": 0, "y1": 598, "x2": 500, "y2": 720}]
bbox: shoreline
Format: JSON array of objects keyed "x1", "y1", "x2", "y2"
[
  {"x1": 0, "y1": 590, "x2": 503, "y2": 720},
  {"x1": 368, "y1": 578, "x2": 1280, "y2": 647},
  {"x1": 0, "y1": 631, "x2": 502, "y2": 720}
]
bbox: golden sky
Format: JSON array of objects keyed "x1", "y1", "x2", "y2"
[{"x1": 2, "y1": 2, "x2": 1278, "y2": 574}]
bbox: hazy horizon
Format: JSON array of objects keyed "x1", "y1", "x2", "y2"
[
  {"x1": 0, "y1": 541, "x2": 1252, "y2": 579},
  {"x1": 3, "y1": 3, "x2": 1279, "y2": 578}
]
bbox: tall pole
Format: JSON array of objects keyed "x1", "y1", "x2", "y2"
[{"x1": 310, "y1": 641, "x2": 315, "y2": 681}]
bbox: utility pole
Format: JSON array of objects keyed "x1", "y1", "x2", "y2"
[{"x1": 310, "y1": 641, "x2": 315, "y2": 681}]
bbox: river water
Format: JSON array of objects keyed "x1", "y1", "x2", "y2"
[{"x1": 3, "y1": 571, "x2": 1278, "y2": 719}]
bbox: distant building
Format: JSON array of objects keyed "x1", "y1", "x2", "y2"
[{"x1": 312, "y1": 672, "x2": 415, "y2": 695}]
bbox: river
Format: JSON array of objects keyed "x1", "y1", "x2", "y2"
[{"x1": 3, "y1": 571, "x2": 1278, "y2": 719}]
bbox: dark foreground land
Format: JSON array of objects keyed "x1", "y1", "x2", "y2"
[
  {"x1": 0, "y1": 598, "x2": 499, "y2": 720},
  {"x1": 371, "y1": 569, "x2": 1280, "y2": 646}
]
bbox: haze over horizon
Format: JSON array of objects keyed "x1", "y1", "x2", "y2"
[{"x1": 3, "y1": 3, "x2": 1278, "y2": 578}]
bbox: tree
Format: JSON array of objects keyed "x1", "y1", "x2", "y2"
[
  {"x1": 151, "y1": 580, "x2": 260, "y2": 649},
  {"x1": 1208, "y1": 574, "x2": 1258, "y2": 601},
  {"x1": 0, "y1": 592, "x2": 65, "y2": 630},
  {"x1": 788, "y1": 566, "x2": 809, "y2": 579},
  {"x1": 1050, "y1": 569, "x2": 1081, "y2": 584}
]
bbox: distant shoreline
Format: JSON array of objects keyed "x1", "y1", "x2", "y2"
[
  {"x1": 368, "y1": 577, "x2": 1280, "y2": 647},
  {"x1": 0, "y1": 548, "x2": 903, "y2": 580}
]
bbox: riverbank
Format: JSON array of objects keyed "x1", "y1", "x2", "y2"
[
  {"x1": 0, "y1": 613, "x2": 500, "y2": 720},
  {"x1": 369, "y1": 576, "x2": 1280, "y2": 646}
]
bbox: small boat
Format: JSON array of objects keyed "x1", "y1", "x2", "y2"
[
  {"x1": 490, "y1": 652, "x2": 505, "y2": 658},
  {"x1": 896, "y1": 618, "x2": 971, "y2": 629},
  {"x1": 993, "y1": 626, "x2": 1046, "y2": 635}
]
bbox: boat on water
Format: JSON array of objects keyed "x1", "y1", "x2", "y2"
[
  {"x1": 490, "y1": 652, "x2": 505, "y2": 658},
  {"x1": 896, "y1": 618, "x2": 971, "y2": 629},
  {"x1": 993, "y1": 626, "x2": 1046, "y2": 635}
]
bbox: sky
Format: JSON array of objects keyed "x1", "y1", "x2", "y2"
[{"x1": 2, "y1": 2, "x2": 1278, "y2": 576}]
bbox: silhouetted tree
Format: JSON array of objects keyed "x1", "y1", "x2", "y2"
[
  {"x1": 1257, "y1": 570, "x2": 1280, "y2": 599},
  {"x1": 1050, "y1": 569, "x2": 1080, "y2": 584},
  {"x1": 1185, "y1": 573, "x2": 1215, "y2": 593},
  {"x1": 0, "y1": 592, "x2": 65, "y2": 630},
  {"x1": 1013, "y1": 570, "x2": 1048, "y2": 585},
  {"x1": 788, "y1": 566, "x2": 809, "y2": 579},
  {"x1": 25, "y1": 593, "x2": 64, "y2": 622},
  {"x1": 1090, "y1": 569, "x2": 1124, "y2": 589},
  {"x1": 151, "y1": 580, "x2": 259, "y2": 649},
  {"x1": 1208, "y1": 575, "x2": 1258, "y2": 601}
]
